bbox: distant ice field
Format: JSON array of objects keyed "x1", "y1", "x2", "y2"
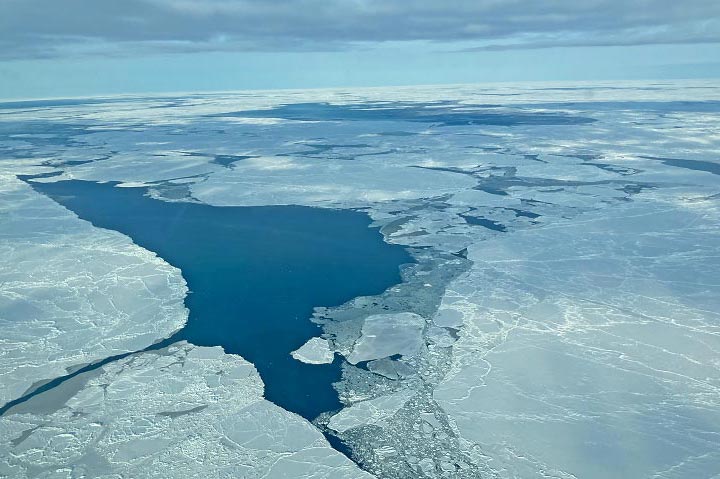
[{"x1": 1, "y1": 80, "x2": 719, "y2": 479}]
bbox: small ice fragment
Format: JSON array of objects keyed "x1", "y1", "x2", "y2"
[
  {"x1": 367, "y1": 358, "x2": 416, "y2": 380},
  {"x1": 328, "y1": 389, "x2": 414, "y2": 433},
  {"x1": 433, "y1": 308, "x2": 464, "y2": 328},
  {"x1": 426, "y1": 325, "x2": 457, "y2": 347},
  {"x1": 290, "y1": 337, "x2": 334, "y2": 364},
  {"x1": 348, "y1": 312, "x2": 425, "y2": 364}
]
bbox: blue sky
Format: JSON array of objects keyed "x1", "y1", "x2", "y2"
[{"x1": 1, "y1": 0, "x2": 718, "y2": 99}]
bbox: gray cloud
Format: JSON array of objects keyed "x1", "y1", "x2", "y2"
[{"x1": 1, "y1": 0, "x2": 719, "y2": 60}]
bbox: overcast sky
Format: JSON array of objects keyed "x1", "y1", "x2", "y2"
[{"x1": 1, "y1": 0, "x2": 718, "y2": 98}]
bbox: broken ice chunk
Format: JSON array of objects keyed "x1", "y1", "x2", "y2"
[
  {"x1": 290, "y1": 337, "x2": 335, "y2": 364},
  {"x1": 426, "y1": 325, "x2": 457, "y2": 347},
  {"x1": 347, "y1": 312, "x2": 425, "y2": 364},
  {"x1": 433, "y1": 308, "x2": 464, "y2": 328},
  {"x1": 328, "y1": 389, "x2": 415, "y2": 433},
  {"x1": 367, "y1": 358, "x2": 416, "y2": 380}
]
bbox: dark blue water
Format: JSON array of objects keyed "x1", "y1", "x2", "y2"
[
  {"x1": 515, "y1": 100, "x2": 720, "y2": 113},
  {"x1": 0, "y1": 98, "x2": 125, "y2": 110},
  {"x1": 640, "y1": 155, "x2": 720, "y2": 176},
  {"x1": 211, "y1": 154, "x2": 256, "y2": 167},
  {"x1": 461, "y1": 215, "x2": 507, "y2": 232},
  {"x1": 28, "y1": 179, "x2": 412, "y2": 420}
]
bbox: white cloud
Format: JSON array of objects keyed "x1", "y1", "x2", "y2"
[{"x1": 0, "y1": 0, "x2": 718, "y2": 59}]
